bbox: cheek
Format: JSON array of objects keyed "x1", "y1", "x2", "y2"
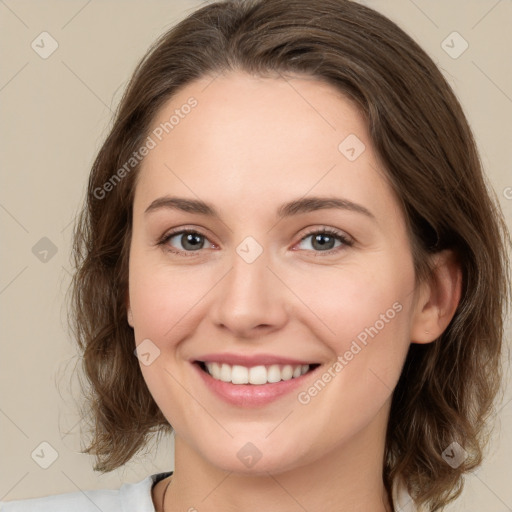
[
  {"x1": 292, "y1": 265, "x2": 413, "y2": 422},
  {"x1": 290, "y1": 260, "x2": 413, "y2": 349},
  {"x1": 128, "y1": 257, "x2": 210, "y2": 429},
  {"x1": 288, "y1": 255, "x2": 415, "y2": 404},
  {"x1": 128, "y1": 253, "x2": 214, "y2": 344}
]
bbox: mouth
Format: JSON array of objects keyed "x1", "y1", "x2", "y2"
[{"x1": 194, "y1": 361, "x2": 321, "y2": 386}]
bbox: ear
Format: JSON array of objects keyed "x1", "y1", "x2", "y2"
[{"x1": 410, "y1": 249, "x2": 462, "y2": 344}]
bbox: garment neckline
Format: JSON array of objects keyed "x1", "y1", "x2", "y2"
[
  {"x1": 149, "y1": 471, "x2": 416, "y2": 511},
  {"x1": 152, "y1": 471, "x2": 173, "y2": 488}
]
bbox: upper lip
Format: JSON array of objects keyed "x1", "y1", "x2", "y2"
[{"x1": 193, "y1": 353, "x2": 318, "y2": 366}]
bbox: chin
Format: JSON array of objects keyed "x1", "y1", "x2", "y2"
[{"x1": 197, "y1": 439, "x2": 312, "y2": 476}]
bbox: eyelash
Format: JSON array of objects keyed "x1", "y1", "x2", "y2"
[{"x1": 157, "y1": 227, "x2": 354, "y2": 257}]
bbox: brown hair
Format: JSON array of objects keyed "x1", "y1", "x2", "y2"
[{"x1": 68, "y1": 1, "x2": 511, "y2": 510}]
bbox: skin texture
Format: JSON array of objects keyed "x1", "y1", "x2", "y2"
[{"x1": 126, "y1": 71, "x2": 462, "y2": 512}]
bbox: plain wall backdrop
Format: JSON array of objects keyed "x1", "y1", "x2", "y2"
[{"x1": 1, "y1": 0, "x2": 511, "y2": 510}]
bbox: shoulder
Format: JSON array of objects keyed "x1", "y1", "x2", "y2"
[{"x1": 0, "y1": 472, "x2": 173, "y2": 512}]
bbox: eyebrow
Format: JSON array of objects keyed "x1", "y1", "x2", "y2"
[{"x1": 144, "y1": 195, "x2": 376, "y2": 221}]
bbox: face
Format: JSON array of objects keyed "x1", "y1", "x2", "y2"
[{"x1": 127, "y1": 71, "x2": 422, "y2": 475}]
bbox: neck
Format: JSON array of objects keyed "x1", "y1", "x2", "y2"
[{"x1": 164, "y1": 402, "x2": 393, "y2": 512}]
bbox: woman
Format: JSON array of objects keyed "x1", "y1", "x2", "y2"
[{"x1": 2, "y1": 0, "x2": 509, "y2": 511}]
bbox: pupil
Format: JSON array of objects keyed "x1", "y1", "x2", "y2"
[
  {"x1": 183, "y1": 233, "x2": 202, "y2": 250},
  {"x1": 314, "y1": 234, "x2": 334, "y2": 250}
]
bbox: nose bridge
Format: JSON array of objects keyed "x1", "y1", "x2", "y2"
[
  {"x1": 227, "y1": 237, "x2": 273, "y2": 310},
  {"x1": 211, "y1": 235, "x2": 288, "y2": 335}
]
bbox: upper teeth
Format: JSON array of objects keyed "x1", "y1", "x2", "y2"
[{"x1": 204, "y1": 362, "x2": 310, "y2": 385}]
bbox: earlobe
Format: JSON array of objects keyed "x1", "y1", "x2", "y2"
[{"x1": 410, "y1": 250, "x2": 462, "y2": 344}]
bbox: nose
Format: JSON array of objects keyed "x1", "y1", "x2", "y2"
[{"x1": 208, "y1": 246, "x2": 289, "y2": 340}]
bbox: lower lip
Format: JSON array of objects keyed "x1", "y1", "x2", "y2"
[{"x1": 193, "y1": 363, "x2": 317, "y2": 407}]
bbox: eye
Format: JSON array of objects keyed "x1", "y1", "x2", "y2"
[
  {"x1": 295, "y1": 228, "x2": 353, "y2": 255},
  {"x1": 157, "y1": 227, "x2": 353, "y2": 257},
  {"x1": 158, "y1": 229, "x2": 214, "y2": 256}
]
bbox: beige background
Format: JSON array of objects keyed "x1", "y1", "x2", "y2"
[{"x1": 1, "y1": 0, "x2": 511, "y2": 509}]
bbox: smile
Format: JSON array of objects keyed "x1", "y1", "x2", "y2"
[
  {"x1": 197, "y1": 361, "x2": 316, "y2": 385},
  {"x1": 191, "y1": 353, "x2": 322, "y2": 407}
]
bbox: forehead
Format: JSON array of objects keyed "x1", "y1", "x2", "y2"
[{"x1": 133, "y1": 71, "x2": 401, "y2": 225}]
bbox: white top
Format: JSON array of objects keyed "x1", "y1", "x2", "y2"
[
  {"x1": 0, "y1": 472, "x2": 171, "y2": 512},
  {"x1": 1, "y1": 472, "x2": 419, "y2": 511}
]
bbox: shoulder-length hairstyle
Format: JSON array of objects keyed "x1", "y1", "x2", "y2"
[{"x1": 68, "y1": 0, "x2": 511, "y2": 510}]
